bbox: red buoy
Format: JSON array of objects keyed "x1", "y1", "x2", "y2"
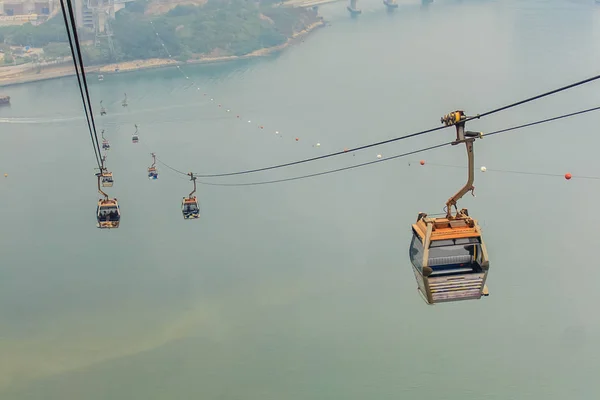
[
  {"x1": 295, "y1": 138, "x2": 299, "y2": 141},
  {"x1": 420, "y1": 160, "x2": 425, "y2": 166},
  {"x1": 260, "y1": 126, "x2": 264, "y2": 129},
  {"x1": 565, "y1": 173, "x2": 572, "y2": 180},
  {"x1": 344, "y1": 148, "x2": 349, "y2": 152}
]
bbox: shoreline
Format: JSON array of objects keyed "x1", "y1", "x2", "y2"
[{"x1": 0, "y1": 20, "x2": 325, "y2": 88}]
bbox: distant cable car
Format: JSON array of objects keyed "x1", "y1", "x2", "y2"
[
  {"x1": 99, "y1": 155, "x2": 113, "y2": 187},
  {"x1": 100, "y1": 100, "x2": 106, "y2": 116},
  {"x1": 182, "y1": 173, "x2": 200, "y2": 220},
  {"x1": 101, "y1": 170, "x2": 113, "y2": 187},
  {"x1": 409, "y1": 111, "x2": 490, "y2": 305},
  {"x1": 101, "y1": 129, "x2": 110, "y2": 150},
  {"x1": 148, "y1": 152, "x2": 158, "y2": 179},
  {"x1": 132, "y1": 124, "x2": 139, "y2": 143},
  {"x1": 95, "y1": 173, "x2": 120, "y2": 229}
]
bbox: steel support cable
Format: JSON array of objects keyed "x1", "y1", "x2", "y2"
[
  {"x1": 188, "y1": 72, "x2": 600, "y2": 178},
  {"x1": 169, "y1": 105, "x2": 600, "y2": 187},
  {"x1": 422, "y1": 163, "x2": 600, "y2": 180},
  {"x1": 63, "y1": 0, "x2": 103, "y2": 165},
  {"x1": 59, "y1": 0, "x2": 102, "y2": 169},
  {"x1": 471, "y1": 74, "x2": 600, "y2": 120}
]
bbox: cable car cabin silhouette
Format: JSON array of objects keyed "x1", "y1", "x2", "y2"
[
  {"x1": 95, "y1": 173, "x2": 120, "y2": 229},
  {"x1": 148, "y1": 166, "x2": 158, "y2": 179},
  {"x1": 97, "y1": 198, "x2": 120, "y2": 229},
  {"x1": 132, "y1": 124, "x2": 139, "y2": 143},
  {"x1": 148, "y1": 153, "x2": 158, "y2": 179},
  {"x1": 182, "y1": 173, "x2": 200, "y2": 219},
  {"x1": 101, "y1": 171, "x2": 113, "y2": 187},
  {"x1": 409, "y1": 110, "x2": 490, "y2": 305},
  {"x1": 101, "y1": 130, "x2": 109, "y2": 150},
  {"x1": 182, "y1": 197, "x2": 200, "y2": 219}
]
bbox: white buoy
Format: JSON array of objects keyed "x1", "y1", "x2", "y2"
[
  {"x1": 316, "y1": 143, "x2": 321, "y2": 147},
  {"x1": 481, "y1": 166, "x2": 487, "y2": 172},
  {"x1": 275, "y1": 131, "x2": 279, "y2": 134},
  {"x1": 248, "y1": 120, "x2": 251, "y2": 123},
  {"x1": 377, "y1": 154, "x2": 382, "y2": 159}
]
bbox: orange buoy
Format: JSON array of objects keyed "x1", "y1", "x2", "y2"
[
  {"x1": 260, "y1": 126, "x2": 264, "y2": 129},
  {"x1": 565, "y1": 173, "x2": 572, "y2": 180},
  {"x1": 420, "y1": 160, "x2": 425, "y2": 166},
  {"x1": 295, "y1": 138, "x2": 299, "y2": 141}
]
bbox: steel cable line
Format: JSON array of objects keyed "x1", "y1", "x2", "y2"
[
  {"x1": 157, "y1": 105, "x2": 600, "y2": 187},
  {"x1": 471, "y1": 75, "x2": 600, "y2": 120},
  {"x1": 416, "y1": 163, "x2": 600, "y2": 180},
  {"x1": 187, "y1": 72, "x2": 600, "y2": 178},
  {"x1": 59, "y1": 0, "x2": 102, "y2": 169},
  {"x1": 65, "y1": 0, "x2": 103, "y2": 162}
]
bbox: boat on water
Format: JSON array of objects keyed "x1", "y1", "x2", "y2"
[
  {"x1": 98, "y1": 75, "x2": 104, "y2": 81},
  {"x1": 0, "y1": 95, "x2": 10, "y2": 106}
]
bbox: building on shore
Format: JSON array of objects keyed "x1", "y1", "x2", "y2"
[
  {"x1": 0, "y1": 0, "x2": 53, "y2": 16},
  {"x1": 0, "y1": 0, "x2": 130, "y2": 29},
  {"x1": 0, "y1": 0, "x2": 54, "y2": 25}
]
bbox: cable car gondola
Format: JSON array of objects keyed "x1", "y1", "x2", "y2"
[
  {"x1": 182, "y1": 173, "x2": 200, "y2": 220},
  {"x1": 101, "y1": 129, "x2": 110, "y2": 150},
  {"x1": 100, "y1": 100, "x2": 106, "y2": 116},
  {"x1": 96, "y1": 173, "x2": 120, "y2": 229},
  {"x1": 148, "y1": 153, "x2": 158, "y2": 179},
  {"x1": 101, "y1": 170, "x2": 113, "y2": 187},
  {"x1": 132, "y1": 124, "x2": 139, "y2": 144},
  {"x1": 409, "y1": 111, "x2": 490, "y2": 305}
]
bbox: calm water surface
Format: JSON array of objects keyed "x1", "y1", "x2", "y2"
[{"x1": 1, "y1": 0, "x2": 600, "y2": 398}]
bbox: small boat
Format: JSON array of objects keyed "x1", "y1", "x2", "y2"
[
  {"x1": 98, "y1": 75, "x2": 104, "y2": 81},
  {"x1": 0, "y1": 95, "x2": 10, "y2": 105}
]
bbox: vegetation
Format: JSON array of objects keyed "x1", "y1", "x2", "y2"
[
  {"x1": 0, "y1": 0, "x2": 321, "y2": 66},
  {"x1": 42, "y1": 42, "x2": 72, "y2": 59},
  {"x1": 0, "y1": 16, "x2": 71, "y2": 47}
]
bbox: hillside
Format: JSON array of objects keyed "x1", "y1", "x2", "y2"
[{"x1": 0, "y1": 0, "x2": 323, "y2": 66}]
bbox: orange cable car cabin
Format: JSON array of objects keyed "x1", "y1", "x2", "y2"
[
  {"x1": 409, "y1": 110, "x2": 490, "y2": 305},
  {"x1": 182, "y1": 172, "x2": 200, "y2": 220}
]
